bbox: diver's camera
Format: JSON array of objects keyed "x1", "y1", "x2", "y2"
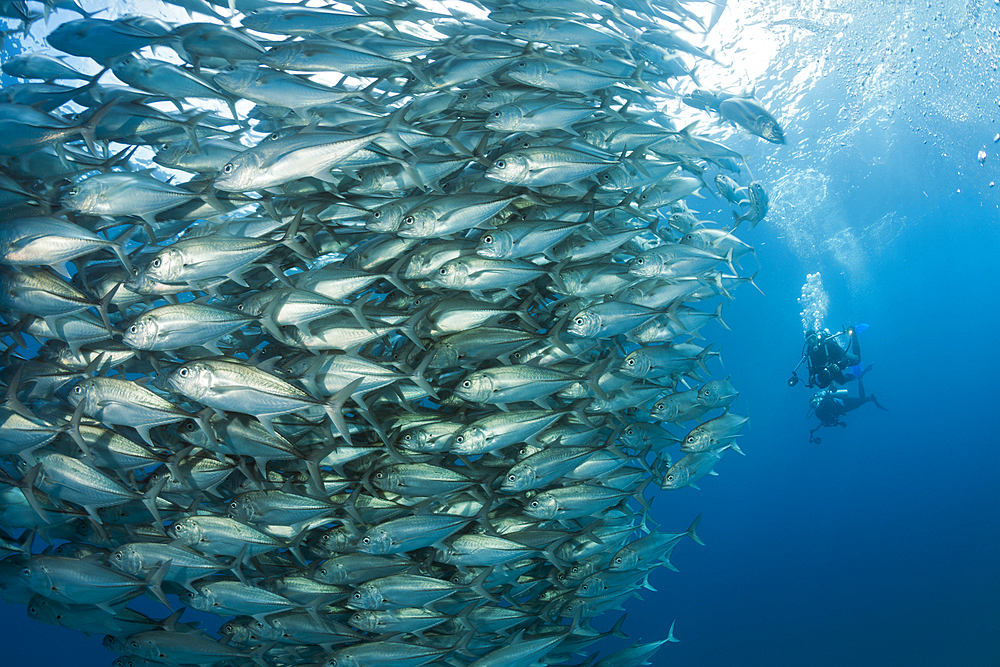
[{"x1": 787, "y1": 375, "x2": 799, "y2": 387}]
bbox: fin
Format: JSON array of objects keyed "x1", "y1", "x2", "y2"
[
  {"x1": 18, "y1": 465, "x2": 51, "y2": 524},
  {"x1": 665, "y1": 618, "x2": 680, "y2": 642},
  {"x1": 687, "y1": 514, "x2": 705, "y2": 546},
  {"x1": 324, "y1": 377, "x2": 364, "y2": 446},
  {"x1": 144, "y1": 559, "x2": 172, "y2": 609}
]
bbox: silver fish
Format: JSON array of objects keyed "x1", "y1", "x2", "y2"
[{"x1": 0, "y1": 2, "x2": 766, "y2": 665}]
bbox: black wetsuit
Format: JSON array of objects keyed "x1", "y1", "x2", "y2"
[
  {"x1": 809, "y1": 376, "x2": 885, "y2": 441},
  {"x1": 813, "y1": 392, "x2": 867, "y2": 427},
  {"x1": 805, "y1": 331, "x2": 861, "y2": 388}
]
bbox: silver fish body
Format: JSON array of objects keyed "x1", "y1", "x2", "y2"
[{"x1": 67, "y1": 377, "x2": 189, "y2": 445}]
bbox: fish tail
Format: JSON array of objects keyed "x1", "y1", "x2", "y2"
[
  {"x1": 144, "y1": 558, "x2": 172, "y2": 609},
  {"x1": 324, "y1": 377, "x2": 364, "y2": 446},
  {"x1": 469, "y1": 565, "x2": 500, "y2": 603},
  {"x1": 687, "y1": 513, "x2": 705, "y2": 546}
]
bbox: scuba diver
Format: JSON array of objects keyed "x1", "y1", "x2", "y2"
[
  {"x1": 788, "y1": 324, "x2": 867, "y2": 389},
  {"x1": 807, "y1": 365, "x2": 887, "y2": 443}
]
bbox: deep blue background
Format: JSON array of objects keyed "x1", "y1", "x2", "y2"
[
  {"x1": 2, "y1": 2, "x2": 999, "y2": 666},
  {"x1": 622, "y1": 112, "x2": 1000, "y2": 665}
]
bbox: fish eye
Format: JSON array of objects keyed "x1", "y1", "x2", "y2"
[
  {"x1": 223, "y1": 66, "x2": 236, "y2": 72},
  {"x1": 439, "y1": 268, "x2": 448, "y2": 275},
  {"x1": 507, "y1": 474, "x2": 516, "y2": 481},
  {"x1": 151, "y1": 258, "x2": 161, "y2": 268},
  {"x1": 267, "y1": 132, "x2": 279, "y2": 141},
  {"x1": 574, "y1": 317, "x2": 584, "y2": 325},
  {"x1": 222, "y1": 163, "x2": 234, "y2": 173},
  {"x1": 229, "y1": 502, "x2": 238, "y2": 510},
  {"x1": 493, "y1": 111, "x2": 501, "y2": 117},
  {"x1": 483, "y1": 235, "x2": 493, "y2": 244},
  {"x1": 183, "y1": 421, "x2": 195, "y2": 431},
  {"x1": 635, "y1": 258, "x2": 644, "y2": 264},
  {"x1": 129, "y1": 325, "x2": 137, "y2": 333},
  {"x1": 462, "y1": 380, "x2": 471, "y2": 387},
  {"x1": 371, "y1": 210, "x2": 381, "y2": 218},
  {"x1": 626, "y1": 358, "x2": 635, "y2": 366},
  {"x1": 516, "y1": 60, "x2": 527, "y2": 68},
  {"x1": 530, "y1": 500, "x2": 538, "y2": 507},
  {"x1": 686, "y1": 436, "x2": 695, "y2": 443},
  {"x1": 179, "y1": 367, "x2": 189, "y2": 377},
  {"x1": 73, "y1": 386, "x2": 82, "y2": 393},
  {"x1": 361, "y1": 537, "x2": 370, "y2": 545},
  {"x1": 353, "y1": 592, "x2": 361, "y2": 599},
  {"x1": 494, "y1": 160, "x2": 505, "y2": 169},
  {"x1": 455, "y1": 435, "x2": 464, "y2": 443},
  {"x1": 402, "y1": 216, "x2": 414, "y2": 225},
  {"x1": 666, "y1": 474, "x2": 674, "y2": 481},
  {"x1": 318, "y1": 568, "x2": 327, "y2": 576},
  {"x1": 67, "y1": 186, "x2": 79, "y2": 196},
  {"x1": 374, "y1": 471, "x2": 383, "y2": 479}
]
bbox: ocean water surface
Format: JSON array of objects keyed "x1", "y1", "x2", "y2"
[{"x1": 1, "y1": 1, "x2": 997, "y2": 666}]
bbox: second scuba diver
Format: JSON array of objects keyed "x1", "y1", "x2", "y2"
[{"x1": 807, "y1": 364, "x2": 887, "y2": 443}]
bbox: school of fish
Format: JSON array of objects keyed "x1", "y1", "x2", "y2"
[{"x1": 0, "y1": 0, "x2": 776, "y2": 665}]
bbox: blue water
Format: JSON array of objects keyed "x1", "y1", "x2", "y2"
[
  {"x1": 626, "y1": 38, "x2": 1000, "y2": 663},
  {"x1": 2, "y1": 2, "x2": 999, "y2": 666},
  {"x1": 644, "y1": 179, "x2": 1000, "y2": 666}
]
